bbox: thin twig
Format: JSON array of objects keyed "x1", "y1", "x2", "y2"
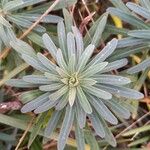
[
  {"x1": 0, "y1": 0, "x2": 60, "y2": 60},
  {"x1": 82, "y1": 0, "x2": 95, "y2": 23},
  {"x1": 115, "y1": 111, "x2": 150, "y2": 138},
  {"x1": 78, "y1": 9, "x2": 92, "y2": 38},
  {"x1": 15, "y1": 117, "x2": 35, "y2": 150}
]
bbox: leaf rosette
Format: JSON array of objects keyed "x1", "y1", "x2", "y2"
[{"x1": 7, "y1": 21, "x2": 144, "y2": 150}]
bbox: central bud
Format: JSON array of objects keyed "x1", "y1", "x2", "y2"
[{"x1": 68, "y1": 73, "x2": 79, "y2": 87}]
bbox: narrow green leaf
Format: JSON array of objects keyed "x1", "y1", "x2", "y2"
[
  {"x1": 22, "y1": 54, "x2": 48, "y2": 72},
  {"x1": 68, "y1": 54, "x2": 76, "y2": 74},
  {"x1": 75, "y1": 101, "x2": 86, "y2": 129},
  {"x1": 39, "y1": 83, "x2": 63, "y2": 92},
  {"x1": 128, "y1": 136, "x2": 149, "y2": 147},
  {"x1": 7, "y1": 15, "x2": 46, "y2": 32},
  {"x1": 3, "y1": 0, "x2": 44, "y2": 11},
  {"x1": 21, "y1": 92, "x2": 50, "y2": 113},
  {"x1": 6, "y1": 79, "x2": 37, "y2": 88},
  {"x1": 0, "y1": 16, "x2": 12, "y2": 27},
  {"x1": 1, "y1": 63, "x2": 29, "y2": 86},
  {"x1": 111, "y1": 0, "x2": 131, "y2": 13},
  {"x1": 10, "y1": 39, "x2": 36, "y2": 57},
  {"x1": 0, "y1": 132, "x2": 15, "y2": 142},
  {"x1": 88, "y1": 110, "x2": 105, "y2": 138},
  {"x1": 104, "y1": 98, "x2": 130, "y2": 119},
  {"x1": 28, "y1": 32, "x2": 45, "y2": 48},
  {"x1": 49, "y1": 85, "x2": 68, "y2": 101},
  {"x1": 44, "y1": 72, "x2": 60, "y2": 82},
  {"x1": 34, "y1": 100, "x2": 57, "y2": 114},
  {"x1": 77, "y1": 86, "x2": 92, "y2": 114},
  {"x1": 117, "y1": 37, "x2": 148, "y2": 48},
  {"x1": 109, "y1": 44, "x2": 149, "y2": 61},
  {"x1": 98, "y1": 84, "x2": 144, "y2": 99},
  {"x1": 88, "y1": 38, "x2": 118, "y2": 66},
  {"x1": 16, "y1": 14, "x2": 63, "y2": 23},
  {"x1": 0, "y1": 25, "x2": 10, "y2": 46},
  {"x1": 23, "y1": 75, "x2": 51, "y2": 84},
  {"x1": 98, "y1": 116, "x2": 116, "y2": 147},
  {"x1": 91, "y1": 13, "x2": 108, "y2": 47},
  {"x1": 127, "y1": 58, "x2": 150, "y2": 74},
  {"x1": 57, "y1": 21, "x2": 67, "y2": 62},
  {"x1": 68, "y1": 87, "x2": 76, "y2": 106},
  {"x1": 67, "y1": 32, "x2": 76, "y2": 57},
  {"x1": 84, "y1": 13, "x2": 107, "y2": 47},
  {"x1": 75, "y1": 121, "x2": 85, "y2": 150},
  {"x1": 81, "y1": 62, "x2": 108, "y2": 77},
  {"x1": 83, "y1": 85, "x2": 112, "y2": 100},
  {"x1": 20, "y1": 90, "x2": 43, "y2": 104},
  {"x1": 58, "y1": 105, "x2": 74, "y2": 150},
  {"x1": 55, "y1": 93, "x2": 68, "y2": 110},
  {"x1": 94, "y1": 74, "x2": 131, "y2": 85},
  {"x1": 84, "y1": 129, "x2": 99, "y2": 150},
  {"x1": 128, "y1": 30, "x2": 150, "y2": 39},
  {"x1": 37, "y1": 53, "x2": 57, "y2": 73},
  {"x1": 72, "y1": 26, "x2": 84, "y2": 57},
  {"x1": 107, "y1": 7, "x2": 149, "y2": 29},
  {"x1": 81, "y1": 78, "x2": 97, "y2": 86},
  {"x1": 89, "y1": 97, "x2": 118, "y2": 125},
  {"x1": 63, "y1": 8, "x2": 73, "y2": 32},
  {"x1": 42, "y1": 33, "x2": 57, "y2": 60},
  {"x1": 77, "y1": 44, "x2": 95, "y2": 72},
  {"x1": 56, "y1": 49, "x2": 68, "y2": 71},
  {"x1": 140, "y1": 0, "x2": 150, "y2": 10},
  {"x1": 100, "y1": 58, "x2": 128, "y2": 73},
  {"x1": 3, "y1": 0, "x2": 23, "y2": 11},
  {"x1": 44, "y1": 111, "x2": 62, "y2": 137},
  {"x1": 126, "y1": 2, "x2": 150, "y2": 19},
  {"x1": 28, "y1": 112, "x2": 47, "y2": 148}
]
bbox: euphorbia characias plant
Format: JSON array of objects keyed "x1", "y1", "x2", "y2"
[{"x1": 7, "y1": 19, "x2": 144, "y2": 150}]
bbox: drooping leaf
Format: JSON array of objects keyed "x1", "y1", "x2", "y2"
[
  {"x1": 75, "y1": 101, "x2": 86, "y2": 129},
  {"x1": 21, "y1": 92, "x2": 50, "y2": 113},
  {"x1": 98, "y1": 84, "x2": 144, "y2": 99},
  {"x1": 94, "y1": 74, "x2": 131, "y2": 85},
  {"x1": 75, "y1": 120, "x2": 85, "y2": 150},
  {"x1": 83, "y1": 85, "x2": 112, "y2": 100},
  {"x1": 58, "y1": 105, "x2": 74, "y2": 150},
  {"x1": 103, "y1": 98, "x2": 130, "y2": 119},
  {"x1": 127, "y1": 58, "x2": 150, "y2": 74},
  {"x1": 89, "y1": 96, "x2": 118, "y2": 125},
  {"x1": 98, "y1": 116, "x2": 117, "y2": 147},
  {"x1": 126, "y1": 2, "x2": 150, "y2": 19},
  {"x1": 88, "y1": 110, "x2": 105, "y2": 138},
  {"x1": 107, "y1": 7, "x2": 149, "y2": 29},
  {"x1": 44, "y1": 110, "x2": 62, "y2": 137}
]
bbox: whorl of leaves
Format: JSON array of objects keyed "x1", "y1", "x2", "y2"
[{"x1": 6, "y1": 16, "x2": 145, "y2": 149}]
